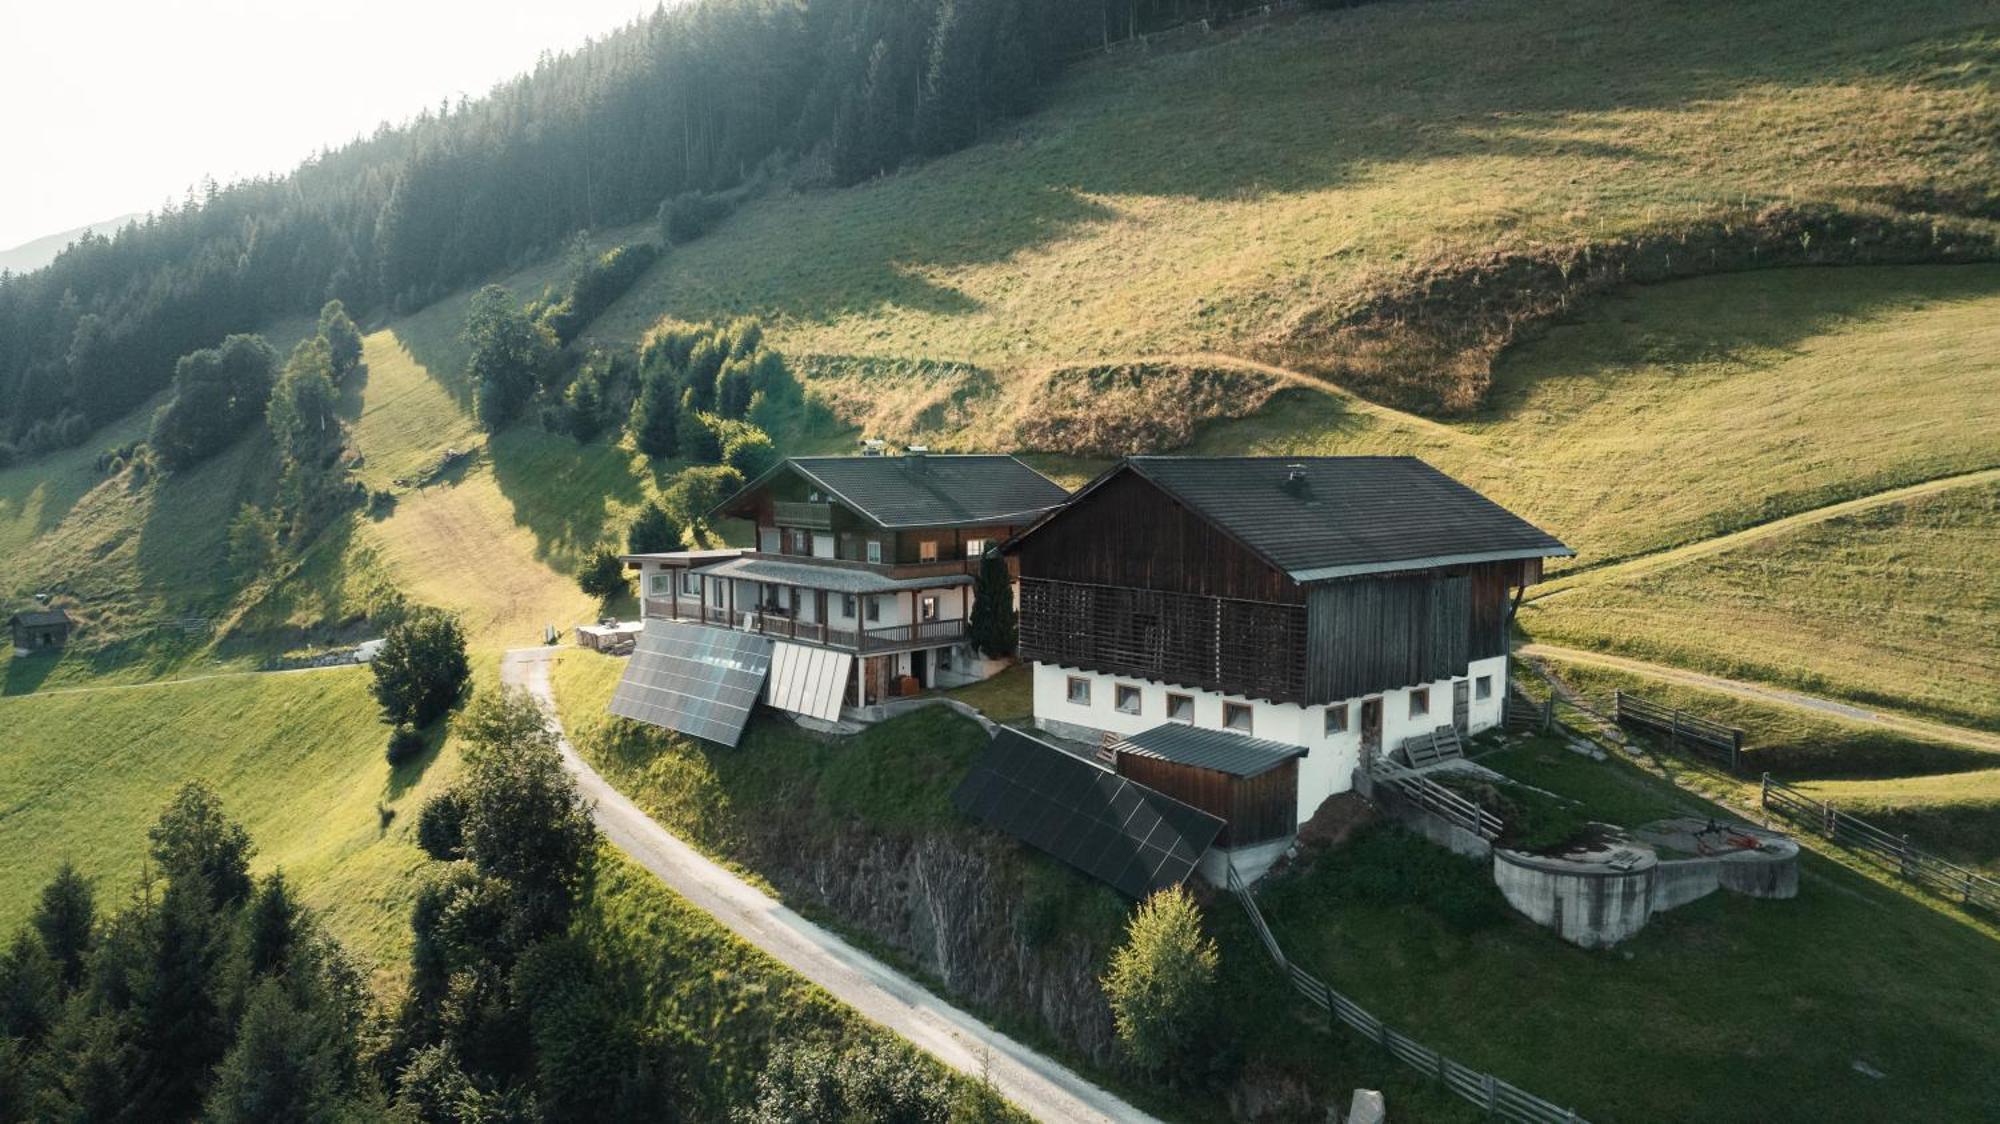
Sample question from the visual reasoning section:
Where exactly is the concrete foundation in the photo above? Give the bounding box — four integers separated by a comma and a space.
1199, 835, 1292, 887
1494, 819, 1799, 948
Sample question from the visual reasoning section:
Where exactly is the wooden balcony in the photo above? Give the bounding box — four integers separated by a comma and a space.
773, 501, 834, 530
642, 596, 966, 653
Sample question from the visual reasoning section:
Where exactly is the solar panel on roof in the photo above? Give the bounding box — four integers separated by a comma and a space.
952, 728, 1224, 899
608, 621, 774, 747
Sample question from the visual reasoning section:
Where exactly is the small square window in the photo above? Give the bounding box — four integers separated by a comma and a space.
1325, 703, 1349, 735
919, 540, 939, 562
964, 538, 987, 559
1115, 685, 1142, 715
865, 540, 883, 564
865, 596, 881, 623
681, 571, 699, 595
1409, 688, 1430, 719
1223, 702, 1253, 733
1166, 693, 1194, 723
1066, 677, 1091, 705
648, 573, 671, 595
1475, 675, 1493, 701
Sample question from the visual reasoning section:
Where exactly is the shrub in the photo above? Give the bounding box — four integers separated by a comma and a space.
967, 550, 1016, 658
542, 243, 661, 346
1101, 885, 1218, 1075
658, 190, 734, 245
741, 1037, 954, 1124
627, 502, 682, 554
386, 722, 428, 766
416, 789, 469, 861
576, 547, 628, 600
369, 607, 471, 728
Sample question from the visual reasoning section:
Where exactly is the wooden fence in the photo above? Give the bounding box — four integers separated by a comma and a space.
1614, 689, 1742, 772
1371, 763, 1503, 841
1760, 775, 1998, 913
1225, 865, 1586, 1123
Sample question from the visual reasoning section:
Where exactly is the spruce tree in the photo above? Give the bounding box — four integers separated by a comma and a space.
967, 549, 1017, 658
627, 502, 682, 554
31, 862, 95, 990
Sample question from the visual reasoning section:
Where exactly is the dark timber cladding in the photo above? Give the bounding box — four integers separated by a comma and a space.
1009, 457, 1568, 706
1115, 754, 1298, 849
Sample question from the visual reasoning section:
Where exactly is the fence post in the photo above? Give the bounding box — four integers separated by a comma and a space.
1823, 802, 1837, 840
1613, 688, 1622, 722
1670, 710, 1683, 749
1900, 835, 1915, 881
1541, 696, 1554, 733
1730, 729, 1742, 774
1759, 772, 1770, 809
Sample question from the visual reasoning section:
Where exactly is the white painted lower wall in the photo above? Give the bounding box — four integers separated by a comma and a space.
1032, 653, 1511, 825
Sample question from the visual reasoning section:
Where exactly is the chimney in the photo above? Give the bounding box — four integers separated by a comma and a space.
905, 445, 929, 472
1281, 463, 1310, 499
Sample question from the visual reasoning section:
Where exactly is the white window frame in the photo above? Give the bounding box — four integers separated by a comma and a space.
1066, 676, 1091, 705
920, 595, 939, 622
964, 538, 988, 559
865, 540, 883, 564
1114, 684, 1142, 715
648, 572, 671, 595
680, 570, 700, 595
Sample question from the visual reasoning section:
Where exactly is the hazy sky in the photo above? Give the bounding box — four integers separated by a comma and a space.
0, 0, 665, 250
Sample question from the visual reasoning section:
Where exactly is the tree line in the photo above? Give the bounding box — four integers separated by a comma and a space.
0, 0, 1284, 458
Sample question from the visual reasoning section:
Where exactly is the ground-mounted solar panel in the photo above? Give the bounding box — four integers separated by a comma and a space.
765, 641, 853, 722
608, 620, 774, 747
952, 728, 1224, 898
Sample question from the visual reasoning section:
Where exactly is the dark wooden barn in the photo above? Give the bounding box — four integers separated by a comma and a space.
9, 608, 72, 655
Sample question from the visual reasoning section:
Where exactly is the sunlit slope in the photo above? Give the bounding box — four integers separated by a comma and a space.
600, 0, 1999, 375
1188, 265, 2000, 567
0, 669, 457, 975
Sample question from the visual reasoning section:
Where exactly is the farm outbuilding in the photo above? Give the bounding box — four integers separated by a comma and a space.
9, 608, 72, 655
1110, 723, 1306, 881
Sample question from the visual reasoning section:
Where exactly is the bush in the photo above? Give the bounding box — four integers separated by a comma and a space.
658, 190, 734, 246
416, 789, 468, 861
151, 334, 279, 470
1101, 885, 1218, 1075
741, 1037, 954, 1124
577, 547, 628, 600
627, 502, 682, 554
542, 243, 661, 346
386, 722, 428, 765
369, 607, 471, 728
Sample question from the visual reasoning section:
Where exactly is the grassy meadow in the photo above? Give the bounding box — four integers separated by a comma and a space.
0, 668, 455, 976
599, 0, 1999, 387
1521, 478, 2000, 734
1261, 748, 2000, 1122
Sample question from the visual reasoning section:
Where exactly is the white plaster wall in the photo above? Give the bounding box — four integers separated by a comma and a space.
1466, 654, 1507, 734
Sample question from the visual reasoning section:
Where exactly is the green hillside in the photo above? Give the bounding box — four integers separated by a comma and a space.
599, 0, 1999, 411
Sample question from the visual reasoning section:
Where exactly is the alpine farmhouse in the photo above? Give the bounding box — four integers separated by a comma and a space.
612, 450, 1067, 742
1005, 456, 1571, 877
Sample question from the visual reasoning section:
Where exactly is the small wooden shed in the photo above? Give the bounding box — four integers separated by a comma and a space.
9, 608, 73, 655
1110, 723, 1305, 849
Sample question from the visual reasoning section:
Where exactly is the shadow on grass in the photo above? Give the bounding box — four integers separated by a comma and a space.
486, 426, 647, 570
2, 650, 61, 696
384, 719, 447, 803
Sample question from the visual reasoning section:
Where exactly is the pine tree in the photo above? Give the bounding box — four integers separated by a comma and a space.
967, 549, 1017, 658
244, 872, 305, 979
204, 980, 348, 1124
30, 862, 95, 991
629, 366, 680, 459
130, 882, 230, 1120
148, 782, 257, 909
0, 928, 62, 1043
627, 502, 683, 554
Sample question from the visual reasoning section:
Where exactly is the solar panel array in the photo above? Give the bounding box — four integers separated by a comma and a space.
954, 728, 1224, 899
609, 621, 774, 747
766, 641, 853, 722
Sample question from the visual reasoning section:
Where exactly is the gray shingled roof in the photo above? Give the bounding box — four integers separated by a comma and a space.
9, 609, 70, 628
1111, 723, 1306, 778
704, 556, 972, 594
1121, 456, 1571, 582
735, 455, 1069, 529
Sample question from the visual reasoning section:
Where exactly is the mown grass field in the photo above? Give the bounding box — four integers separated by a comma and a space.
601, 0, 1998, 382
1521, 478, 2000, 734
0, 668, 455, 976
1262, 747, 2000, 1123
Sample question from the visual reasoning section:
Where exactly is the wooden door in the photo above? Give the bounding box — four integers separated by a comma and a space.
1453, 680, 1470, 733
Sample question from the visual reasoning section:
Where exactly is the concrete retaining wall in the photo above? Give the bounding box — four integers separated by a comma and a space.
1493, 848, 1657, 949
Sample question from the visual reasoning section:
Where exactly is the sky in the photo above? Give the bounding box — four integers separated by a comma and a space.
0, 0, 665, 251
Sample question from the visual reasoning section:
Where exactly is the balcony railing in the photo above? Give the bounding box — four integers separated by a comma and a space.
773, 501, 834, 530
643, 596, 965, 653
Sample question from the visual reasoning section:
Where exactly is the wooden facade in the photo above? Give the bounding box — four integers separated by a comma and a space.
1115, 754, 1298, 849
1013, 469, 1535, 707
